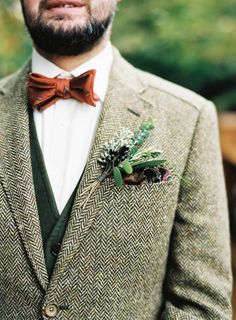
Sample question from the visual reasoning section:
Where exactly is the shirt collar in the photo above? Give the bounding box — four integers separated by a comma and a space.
31, 42, 113, 102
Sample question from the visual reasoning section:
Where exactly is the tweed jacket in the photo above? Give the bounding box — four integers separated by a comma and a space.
0, 48, 232, 320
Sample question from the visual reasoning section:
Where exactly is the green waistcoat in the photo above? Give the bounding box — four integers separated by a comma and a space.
29, 109, 80, 280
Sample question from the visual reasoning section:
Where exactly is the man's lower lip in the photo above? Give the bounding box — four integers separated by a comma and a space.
47, 6, 85, 14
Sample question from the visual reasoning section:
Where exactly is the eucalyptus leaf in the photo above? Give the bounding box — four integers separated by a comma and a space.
113, 167, 123, 188
121, 160, 133, 174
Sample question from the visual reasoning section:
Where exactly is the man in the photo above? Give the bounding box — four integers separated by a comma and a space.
0, 0, 232, 319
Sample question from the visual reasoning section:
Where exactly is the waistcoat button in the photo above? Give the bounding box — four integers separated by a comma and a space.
44, 303, 59, 317
51, 242, 61, 257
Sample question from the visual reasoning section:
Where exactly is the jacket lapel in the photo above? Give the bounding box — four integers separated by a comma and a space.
50, 48, 153, 283
0, 47, 153, 289
0, 61, 49, 291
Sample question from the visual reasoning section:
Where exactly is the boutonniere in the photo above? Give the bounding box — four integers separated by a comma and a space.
80, 117, 180, 209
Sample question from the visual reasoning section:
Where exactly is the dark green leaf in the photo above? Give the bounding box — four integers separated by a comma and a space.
113, 167, 123, 188
122, 160, 133, 174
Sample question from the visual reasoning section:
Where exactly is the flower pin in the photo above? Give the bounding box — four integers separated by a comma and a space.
79, 117, 178, 210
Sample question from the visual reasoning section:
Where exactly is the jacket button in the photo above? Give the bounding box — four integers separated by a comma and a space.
44, 303, 59, 317
51, 242, 61, 257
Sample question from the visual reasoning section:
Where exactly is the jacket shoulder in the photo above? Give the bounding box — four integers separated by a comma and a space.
0, 72, 18, 95
133, 67, 213, 113
0, 73, 18, 116
0, 58, 31, 98
0, 62, 30, 116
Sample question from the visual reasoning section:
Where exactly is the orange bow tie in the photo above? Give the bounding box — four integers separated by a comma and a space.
28, 69, 99, 111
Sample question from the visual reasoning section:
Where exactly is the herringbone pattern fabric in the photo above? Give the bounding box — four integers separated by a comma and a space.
0, 48, 232, 319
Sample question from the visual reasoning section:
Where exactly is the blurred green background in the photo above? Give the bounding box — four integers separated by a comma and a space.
1, 0, 236, 111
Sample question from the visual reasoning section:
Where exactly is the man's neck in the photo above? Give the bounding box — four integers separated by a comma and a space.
34, 34, 110, 72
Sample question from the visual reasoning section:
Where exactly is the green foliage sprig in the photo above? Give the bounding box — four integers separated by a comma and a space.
97, 117, 167, 187
80, 117, 173, 210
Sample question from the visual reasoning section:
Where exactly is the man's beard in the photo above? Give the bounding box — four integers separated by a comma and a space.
22, 8, 114, 56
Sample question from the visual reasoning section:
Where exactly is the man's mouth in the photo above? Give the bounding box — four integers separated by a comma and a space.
46, 0, 85, 10
53, 4, 76, 8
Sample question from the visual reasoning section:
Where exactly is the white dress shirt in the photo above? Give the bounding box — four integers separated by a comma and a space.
31, 42, 113, 214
